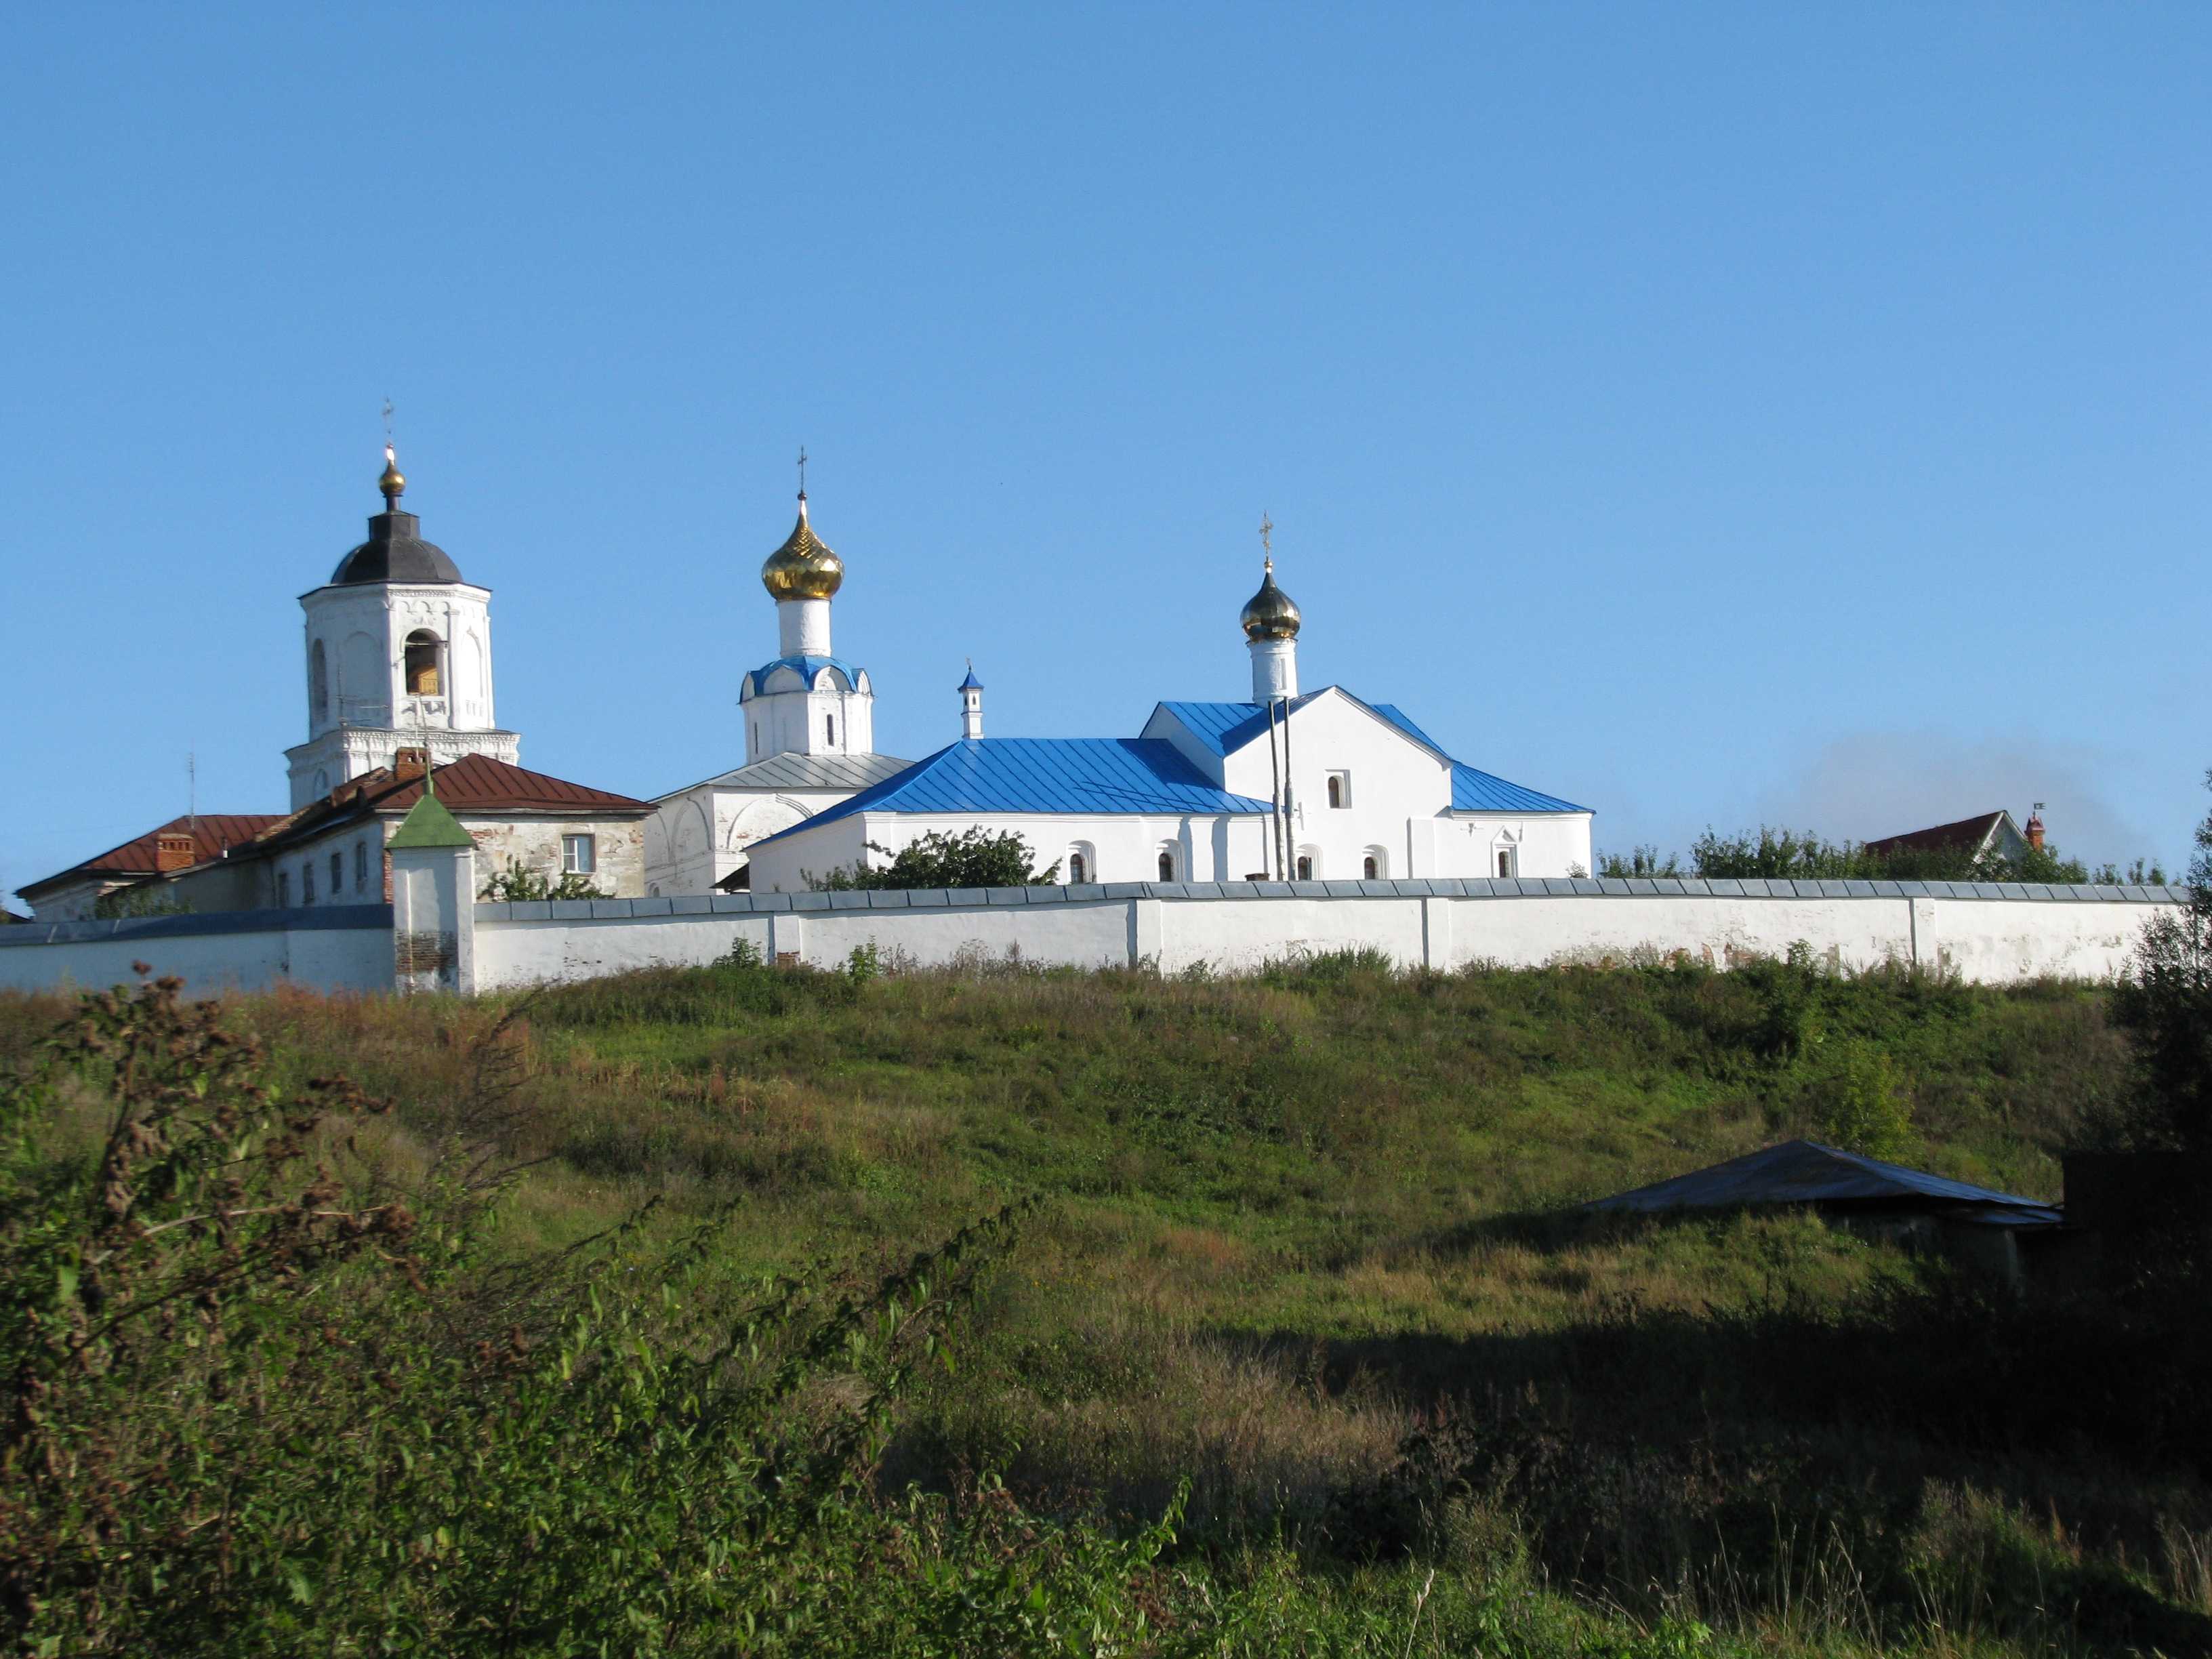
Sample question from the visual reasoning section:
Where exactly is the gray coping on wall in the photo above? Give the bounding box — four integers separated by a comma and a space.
0, 903, 393, 948
441, 879, 2194, 928
6, 880, 2191, 949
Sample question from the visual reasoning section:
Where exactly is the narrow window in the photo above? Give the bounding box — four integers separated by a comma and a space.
277, 870, 290, 907
1326, 775, 1343, 808
1069, 852, 1087, 884
302, 863, 316, 905
1363, 855, 1378, 880
1496, 848, 1517, 878
330, 852, 344, 895
354, 839, 369, 892
1296, 855, 1314, 881
1158, 851, 1175, 882
310, 640, 329, 724
826, 714, 836, 745
403, 630, 441, 695
563, 833, 597, 876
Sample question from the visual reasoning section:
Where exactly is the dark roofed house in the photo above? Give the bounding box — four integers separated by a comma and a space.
16, 815, 287, 922
1587, 1139, 2064, 1288
1863, 810, 2032, 867
26, 753, 653, 920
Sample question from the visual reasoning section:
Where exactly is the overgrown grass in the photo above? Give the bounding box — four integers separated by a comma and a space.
1, 950, 2201, 1656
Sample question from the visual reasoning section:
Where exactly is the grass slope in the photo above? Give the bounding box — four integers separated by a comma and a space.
3, 949, 2205, 1656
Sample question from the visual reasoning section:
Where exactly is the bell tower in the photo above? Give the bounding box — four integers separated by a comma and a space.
283, 445, 520, 808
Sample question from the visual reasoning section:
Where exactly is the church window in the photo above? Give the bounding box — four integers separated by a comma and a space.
354, 839, 369, 892
310, 640, 329, 724
302, 863, 315, 905
825, 714, 836, 746
1068, 852, 1087, 884
1496, 846, 1517, 878
1157, 849, 1176, 882
330, 852, 344, 896
563, 834, 597, 876
1326, 771, 1351, 808
403, 630, 441, 695
1364, 846, 1389, 880
276, 870, 290, 907
1363, 855, 1378, 880
1295, 851, 1316, 881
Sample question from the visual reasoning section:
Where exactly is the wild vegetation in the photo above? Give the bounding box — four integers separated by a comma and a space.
805, 825, 1061, 891
1599, 824, 2165, 886
2, 938, 2208, 1654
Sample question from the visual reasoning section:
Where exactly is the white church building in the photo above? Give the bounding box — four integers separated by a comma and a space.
670, 494, 1595, 894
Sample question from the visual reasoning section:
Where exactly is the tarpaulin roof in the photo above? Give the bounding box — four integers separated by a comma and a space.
1586, 1140, 2062, 1226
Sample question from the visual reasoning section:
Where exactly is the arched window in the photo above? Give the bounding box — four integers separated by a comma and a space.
1363, 855, 1378, 880
1295, 853, 1315, 881
1158, 850, 1176, 881
1068, 852, 1087, 884
1066, 842, 1097, 886
1496, 845, 1518, 878
403, 630, 441, 695
826, 714, 836, 746
310, 640, 329, 724
1326, 776, 1341, 808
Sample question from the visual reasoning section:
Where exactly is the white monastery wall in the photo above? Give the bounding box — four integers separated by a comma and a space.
0, 910, 393, 999
2, 882, 2182, 1001
468, 817, 646, 899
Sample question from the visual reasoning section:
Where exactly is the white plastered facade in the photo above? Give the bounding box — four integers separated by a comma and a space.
285, 579, 518, 808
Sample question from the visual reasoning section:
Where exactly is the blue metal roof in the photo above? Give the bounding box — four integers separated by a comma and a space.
751, 738, 1275, 849
958, 665, 983, 691
1369, 703, 1448, 753
1452, 763, 1587, 815
741, 655, 866, 697
1586, 1140, 2062, 1225
1153, 691, 1586, 815
1153, 695, 1324, 758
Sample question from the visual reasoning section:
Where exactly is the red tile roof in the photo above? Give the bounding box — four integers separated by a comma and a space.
20, 814, 286, 895
251, 755, 651, 857
1862, 811, 2009, 859
368, 754, 651, 815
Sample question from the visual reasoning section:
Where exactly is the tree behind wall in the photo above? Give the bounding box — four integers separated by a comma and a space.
806, 827, 1061, 891
2111, 771, 2212, 1153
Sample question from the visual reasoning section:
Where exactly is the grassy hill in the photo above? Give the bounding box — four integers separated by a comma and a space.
3, 949, 2207, 1656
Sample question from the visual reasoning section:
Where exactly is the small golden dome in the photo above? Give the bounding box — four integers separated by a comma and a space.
1240, 557, 1300, 641
379, 444, 406, 508
760, 494, 844, 601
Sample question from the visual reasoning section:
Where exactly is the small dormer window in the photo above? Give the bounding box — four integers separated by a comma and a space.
404, 630, 441, 695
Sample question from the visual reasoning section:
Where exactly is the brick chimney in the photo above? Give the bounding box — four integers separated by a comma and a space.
394, 747, 430, 784
155, 832, 197, 872
2026, 803, 2045, 851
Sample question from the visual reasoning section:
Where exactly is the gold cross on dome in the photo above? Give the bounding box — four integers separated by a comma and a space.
1259, 512, 1274, 571
796, 445, 808, 495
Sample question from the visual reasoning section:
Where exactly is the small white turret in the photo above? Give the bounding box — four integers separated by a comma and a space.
958, 662, 985, 740
1240, 539, 1302, 704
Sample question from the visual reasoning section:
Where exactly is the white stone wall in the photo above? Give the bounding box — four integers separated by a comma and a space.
0, 915, 393, 998
471, 882, 2181, 990
4, 882, 2183, 1000
466, 817, 647, 899
644, 784, 867, 896
743, 811, 1280, 894
287, 580, 514, 808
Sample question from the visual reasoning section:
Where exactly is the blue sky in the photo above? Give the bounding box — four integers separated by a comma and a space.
5, 5, 2209, 903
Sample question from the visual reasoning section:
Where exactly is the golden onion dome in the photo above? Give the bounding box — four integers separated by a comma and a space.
378, 443, 406, 507
760, 494, 844, 601
1240, 557, 1301, 641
